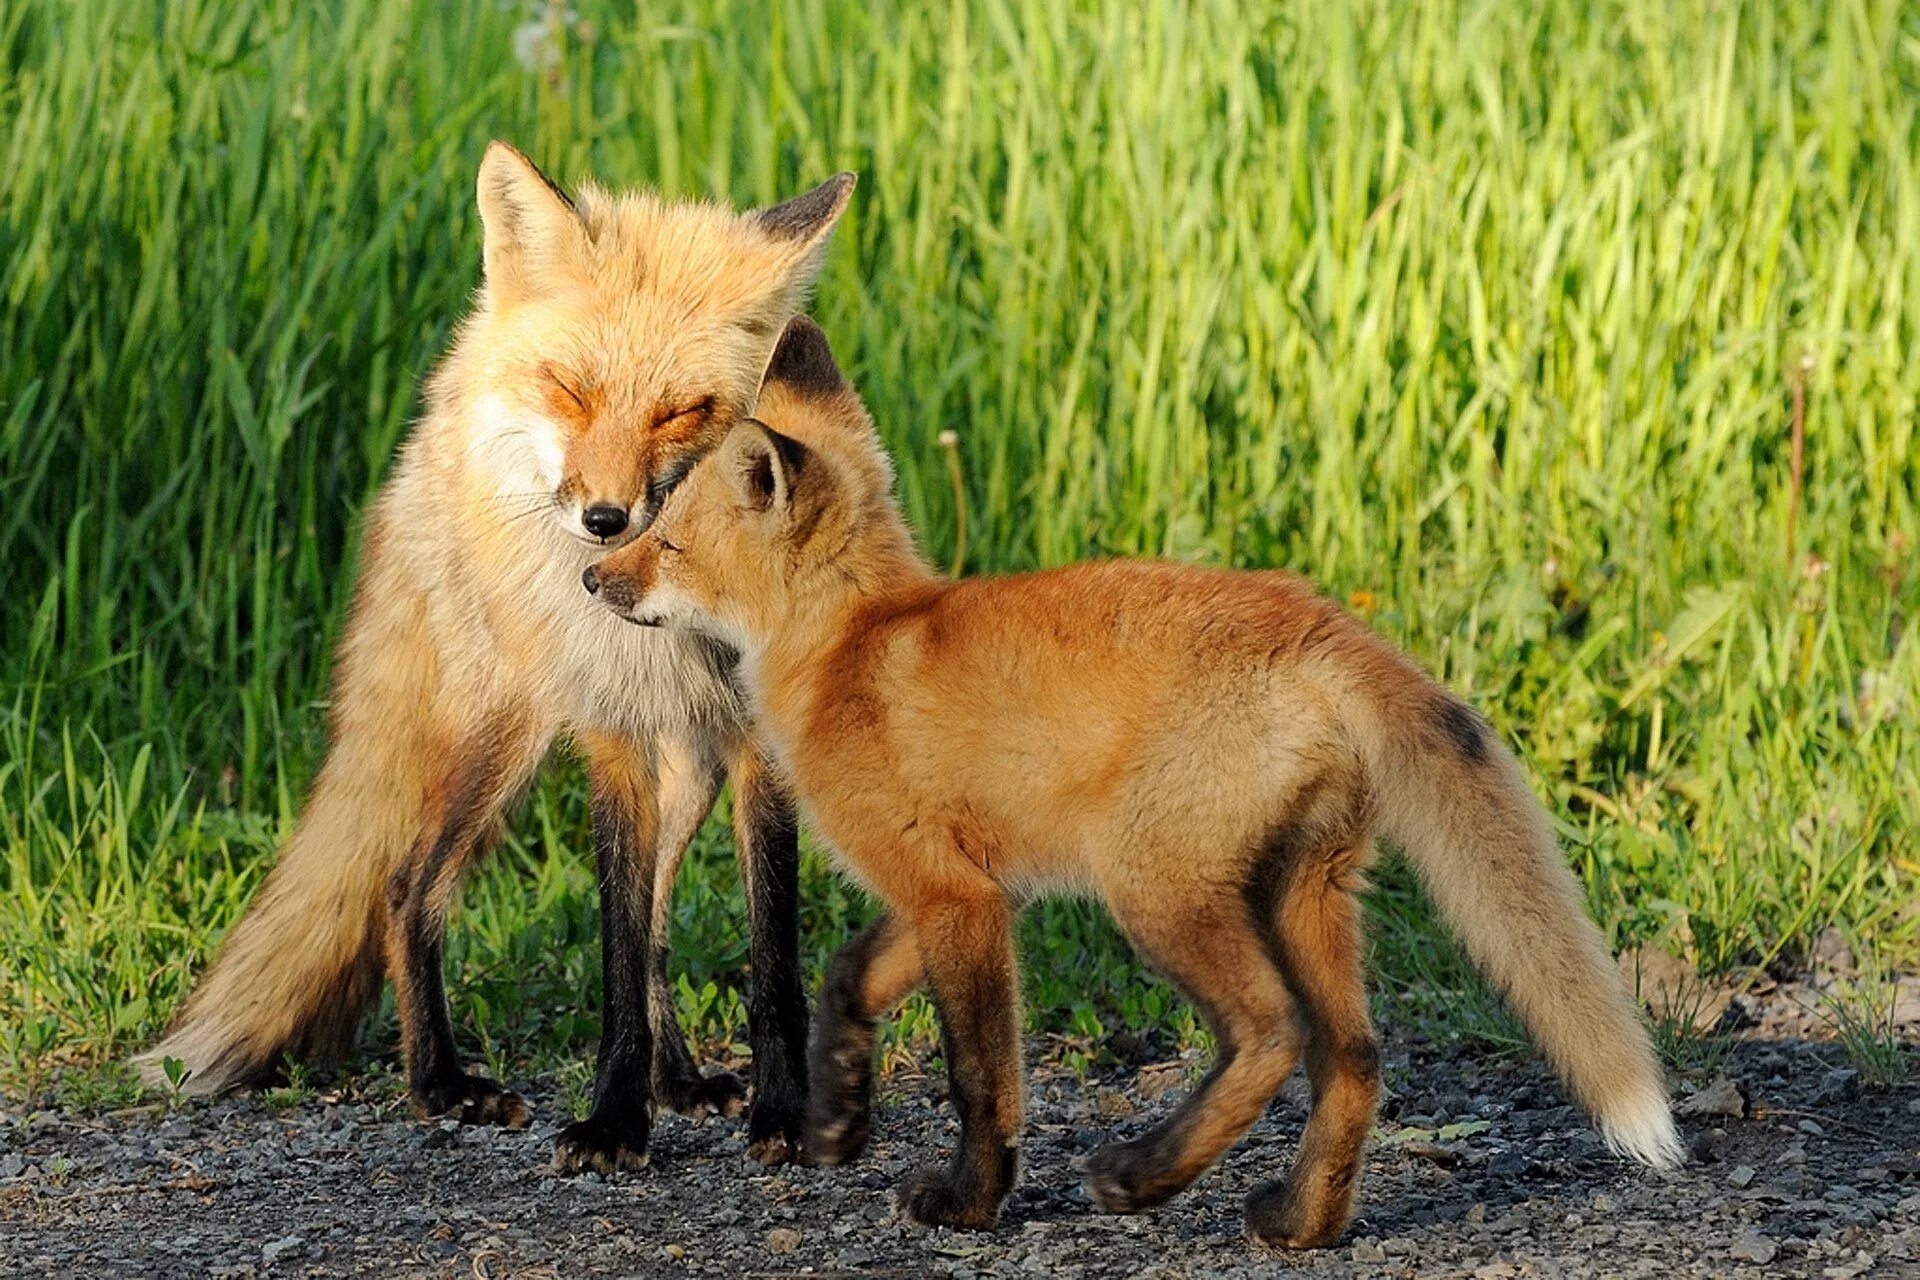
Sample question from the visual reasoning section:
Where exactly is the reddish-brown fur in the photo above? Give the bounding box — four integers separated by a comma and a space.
592, 322, 1681, 1244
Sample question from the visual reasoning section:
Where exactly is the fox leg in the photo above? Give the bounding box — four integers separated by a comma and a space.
384, 707, 544, 1126
806, 911, 924, 1166
897, 895, 1022, 1230
1245, 853, 1380, 1249
638, 730, 746, 1118
728, 740, 811, 1164
1084, 890, 1306, 1214
552, 731, 669, 1173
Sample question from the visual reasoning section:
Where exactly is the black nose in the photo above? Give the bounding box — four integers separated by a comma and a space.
582, 505, 629, 538
581, 565, 600, 594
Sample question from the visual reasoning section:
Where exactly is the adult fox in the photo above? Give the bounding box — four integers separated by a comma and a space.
135, 143, 855, 1172
585, 319, 1683, 1245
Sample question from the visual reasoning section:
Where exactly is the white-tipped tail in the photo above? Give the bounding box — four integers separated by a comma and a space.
1600, 1092, 1686, 1170
1359, 676, 1682, 1170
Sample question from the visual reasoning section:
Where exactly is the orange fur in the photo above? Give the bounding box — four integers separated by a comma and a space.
592, 321, 1681, 1244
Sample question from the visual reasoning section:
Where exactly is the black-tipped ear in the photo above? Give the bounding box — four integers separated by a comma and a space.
723, 421, 810, 515
476, 141, 587, 303
761, 315, 846, 398
755, 173, 856, 242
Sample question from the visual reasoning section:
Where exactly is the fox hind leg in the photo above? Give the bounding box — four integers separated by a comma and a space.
897, 896, 1022, 1230
1084, 889, 1306, 1214
1245, 850, 1380, 1250
384, 707, 544, 1127
806, 911, 924, 1166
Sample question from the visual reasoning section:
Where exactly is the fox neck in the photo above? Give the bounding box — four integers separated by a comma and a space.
746, 518, 939, 737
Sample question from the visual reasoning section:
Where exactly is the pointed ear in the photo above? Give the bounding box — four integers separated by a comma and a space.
751, 172, 856, 290
476, 141, 587, 304
758, 315, 846, 399
721, 420, 811, 516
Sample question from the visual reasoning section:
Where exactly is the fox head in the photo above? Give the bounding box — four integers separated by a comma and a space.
444, 142, 855, 545
584, 315, 917, 646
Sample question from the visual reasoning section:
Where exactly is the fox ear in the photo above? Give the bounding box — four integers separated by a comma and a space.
759, 315, 846, 399
751, 172, 855, 294
723, 421, 811, 517
477, 141, 587, 304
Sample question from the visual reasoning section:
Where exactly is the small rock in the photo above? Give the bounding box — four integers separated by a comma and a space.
1095, 1091, 1136, 1118
1136, 1063, 1186, 1101
0, 1155, 25, 1179
662, 1243, 686, 1260
766, 1227, 800, 1255
1401, 1140, 1458, 1167
1798, 1118, 1826, 1137
1465, 1202, 1487, 1225
1488, 1151, 1528, 1177
1675, 1074, 1746, 1119
1351, 1239, 1387, 1263
1730, 1228, 1778, 1265
261, 1237, 305, 1266
1729, 1164, 1756, 1188
1816, 1068, 1861, 1104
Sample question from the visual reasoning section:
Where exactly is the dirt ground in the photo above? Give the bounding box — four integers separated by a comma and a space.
3, 1001, 1915, 1280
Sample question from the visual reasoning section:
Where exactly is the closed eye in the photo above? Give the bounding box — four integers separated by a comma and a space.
648, 454, 698, 507
543, 366, 588, 410
656, 397, 715, 428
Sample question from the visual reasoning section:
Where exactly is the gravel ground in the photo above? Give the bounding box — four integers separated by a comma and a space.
4, 1036, 1915, 1280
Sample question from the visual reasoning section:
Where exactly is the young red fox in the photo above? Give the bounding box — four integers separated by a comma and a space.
586, 320, 1684, 1245
135, 145, 855, 1172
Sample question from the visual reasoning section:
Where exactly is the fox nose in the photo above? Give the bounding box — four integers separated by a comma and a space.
582, 504, 629, 539
581, 565, 600, 595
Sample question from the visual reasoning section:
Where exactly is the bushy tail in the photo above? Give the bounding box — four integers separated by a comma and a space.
132, 747, 413, 1094
134, 550, 434, 1096
1360, 677, 1683, 1169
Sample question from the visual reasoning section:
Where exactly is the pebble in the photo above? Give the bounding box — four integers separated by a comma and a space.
261, 1236, 305, 1266
1729, 1228, 1778, 1264
766, 1227, 800, 1254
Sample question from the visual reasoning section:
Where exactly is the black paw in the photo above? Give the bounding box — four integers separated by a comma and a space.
655, 1067, 748, 1119
896, 1165, 1001, 1230
412, 1073, 529, 1128
1243, 1172, 1354, 1250
552, 1114, 652, 1175
745, 1096, 807, 1166
1083, 1137, 1180, 1213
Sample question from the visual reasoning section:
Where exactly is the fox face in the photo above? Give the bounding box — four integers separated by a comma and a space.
451, 144, 855, 546
586, 315, 899, 641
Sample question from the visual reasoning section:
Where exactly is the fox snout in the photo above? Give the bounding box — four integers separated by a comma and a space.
562, 435, 708, 545
582, 544, 662, 624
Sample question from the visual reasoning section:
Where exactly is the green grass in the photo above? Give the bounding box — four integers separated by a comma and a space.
3, 0, 1918, 1096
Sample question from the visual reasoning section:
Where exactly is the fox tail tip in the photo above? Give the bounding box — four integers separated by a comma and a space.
1599, 1092, 1686, 1170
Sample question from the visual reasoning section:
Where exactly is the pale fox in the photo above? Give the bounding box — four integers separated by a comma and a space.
585, 319, 1682, 1244
137, 144, 854, 1171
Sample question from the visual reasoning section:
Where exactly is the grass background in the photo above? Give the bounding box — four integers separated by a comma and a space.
2, 0, 1917, 1099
